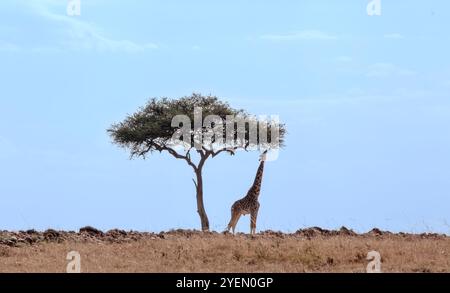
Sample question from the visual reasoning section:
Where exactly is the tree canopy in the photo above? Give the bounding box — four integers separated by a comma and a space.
108, 93, 286, 161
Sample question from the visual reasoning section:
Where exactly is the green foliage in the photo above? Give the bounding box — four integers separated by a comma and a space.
108, 93, 286, 159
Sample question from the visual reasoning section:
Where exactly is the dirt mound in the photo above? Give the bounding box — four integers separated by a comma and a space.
260, 230, 285, 238
0, 227, 447, 247
294, 226, 358, 238
43, 229, 64, 242
419, 232, 447, 239
80, 226, 104, 236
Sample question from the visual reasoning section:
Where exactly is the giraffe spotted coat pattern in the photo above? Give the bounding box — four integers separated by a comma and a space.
226, 151, 268, 235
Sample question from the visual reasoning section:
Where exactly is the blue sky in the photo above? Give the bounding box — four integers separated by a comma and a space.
1, 0, 449, 234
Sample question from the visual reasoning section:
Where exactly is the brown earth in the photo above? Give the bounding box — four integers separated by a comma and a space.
1, 227, 449, 273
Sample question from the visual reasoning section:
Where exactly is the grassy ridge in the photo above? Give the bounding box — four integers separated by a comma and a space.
1, 227, 449, 272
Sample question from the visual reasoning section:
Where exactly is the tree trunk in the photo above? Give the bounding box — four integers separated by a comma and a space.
195, 169, 210, 231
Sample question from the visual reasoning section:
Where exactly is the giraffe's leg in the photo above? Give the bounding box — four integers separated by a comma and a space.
250, 210, 259, 235
231, 213, 242, 234
227, 209, 240, 234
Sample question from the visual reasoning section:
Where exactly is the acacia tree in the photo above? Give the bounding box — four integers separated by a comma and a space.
108, 93, 285, 231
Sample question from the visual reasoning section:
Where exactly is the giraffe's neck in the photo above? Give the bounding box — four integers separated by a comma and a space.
247, 160, 265, 200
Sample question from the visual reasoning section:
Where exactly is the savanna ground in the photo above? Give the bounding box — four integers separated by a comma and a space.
1, 227, 449, 273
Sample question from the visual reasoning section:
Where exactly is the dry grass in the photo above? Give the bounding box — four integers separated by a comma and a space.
1, 230, 449, 273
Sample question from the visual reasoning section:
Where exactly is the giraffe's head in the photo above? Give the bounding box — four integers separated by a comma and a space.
259, 150, 268, 162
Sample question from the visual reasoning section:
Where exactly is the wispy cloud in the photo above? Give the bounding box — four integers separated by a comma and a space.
16, 1, 159, 53
260, 30, 338, 41
384, 33, 405, 39
366, 63, 417, 78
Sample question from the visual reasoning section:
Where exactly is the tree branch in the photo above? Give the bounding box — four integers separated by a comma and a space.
211, 147, 239, 158
165, 146, 198, 171
197, 149, 212, 170
138, 140, 199, 171
134, 144, 153, 159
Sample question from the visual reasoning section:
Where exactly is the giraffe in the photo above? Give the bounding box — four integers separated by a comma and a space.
226, 151, 268, 235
